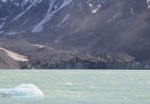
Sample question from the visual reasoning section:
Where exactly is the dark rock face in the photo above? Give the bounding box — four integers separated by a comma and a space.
0, 0, 150, 68
0, 38, 149, 69
30, 57, 150, 69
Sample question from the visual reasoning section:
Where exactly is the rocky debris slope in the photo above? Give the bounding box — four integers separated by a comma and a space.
0, 38, 149, 69
0, 47, 29, 69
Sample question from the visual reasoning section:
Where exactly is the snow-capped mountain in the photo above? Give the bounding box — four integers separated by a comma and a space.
0, 0, 102, 34
0, 0, 150, 63
0, 0, 148, 34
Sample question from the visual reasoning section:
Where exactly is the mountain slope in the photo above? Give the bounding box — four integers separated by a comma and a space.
0, 47, 28, 69
0, 0, 150, 64
0, 38, 149, 69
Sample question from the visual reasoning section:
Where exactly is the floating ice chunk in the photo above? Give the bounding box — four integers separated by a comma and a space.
0, 84, 44, 98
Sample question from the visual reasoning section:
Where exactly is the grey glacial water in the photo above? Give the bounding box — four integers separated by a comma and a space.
0, 70, 150, 104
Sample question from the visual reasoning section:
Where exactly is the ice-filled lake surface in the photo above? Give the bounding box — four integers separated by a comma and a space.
0, 70, 150, 104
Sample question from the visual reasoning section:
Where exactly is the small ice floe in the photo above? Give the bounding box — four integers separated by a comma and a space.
0, 84, 44, 98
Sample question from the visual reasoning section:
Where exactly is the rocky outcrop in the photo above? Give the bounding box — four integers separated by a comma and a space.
30, 57, 149, 69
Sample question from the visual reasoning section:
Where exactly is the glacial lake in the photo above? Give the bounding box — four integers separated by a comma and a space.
0, 70, 150, 104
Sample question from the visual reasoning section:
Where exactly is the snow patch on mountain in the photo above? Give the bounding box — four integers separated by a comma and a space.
147, 0, 150, 9
107, 13, 120, 23
12, 0, 42, 22
34, 44, 45, 48
0, 31, 3, 33
32, 0, 72, 33
89, 3, 101, 14
0, 18, 6, 29
92, 4, 101, 13
0, 23, 4, 30
56, 14, 70, 27
31, 0, 55, 33
131, 8, 136, 15
0, 0, 6, 2
5, 30, 17, 35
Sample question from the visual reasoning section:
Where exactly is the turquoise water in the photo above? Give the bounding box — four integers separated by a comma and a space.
0, 70, 150, 104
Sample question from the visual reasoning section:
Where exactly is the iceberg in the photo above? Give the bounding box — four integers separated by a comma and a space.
0, 84, 44, 98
